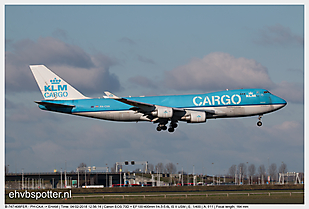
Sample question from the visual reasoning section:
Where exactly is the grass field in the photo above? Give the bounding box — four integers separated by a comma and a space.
5, 185, 304, 204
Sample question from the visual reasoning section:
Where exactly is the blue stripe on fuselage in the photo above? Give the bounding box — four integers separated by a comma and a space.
37, 89, 286, 113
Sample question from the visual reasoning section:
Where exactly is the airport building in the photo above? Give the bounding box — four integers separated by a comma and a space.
5, 172, 123, 189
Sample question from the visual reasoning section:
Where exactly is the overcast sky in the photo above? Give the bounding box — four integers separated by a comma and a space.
4, 5, 304, 176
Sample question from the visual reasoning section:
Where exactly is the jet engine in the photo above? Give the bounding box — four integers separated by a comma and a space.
183, 111, 206, 123
152, 106, 173, 118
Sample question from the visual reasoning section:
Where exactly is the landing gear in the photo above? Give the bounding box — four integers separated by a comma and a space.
168, 122, 177, 133
156, 121, 178, 132
156, 123, 167, 131
257, 115, 263, 127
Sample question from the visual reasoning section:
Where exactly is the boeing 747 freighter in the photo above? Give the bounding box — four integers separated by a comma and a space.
30, 65, 287, 132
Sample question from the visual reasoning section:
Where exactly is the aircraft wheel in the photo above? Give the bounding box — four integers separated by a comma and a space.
156, 126, 162, 131
257, 121, 262, 127
171, 123, 178, 128
168, 127, 175, 132
162, 126, 167, 130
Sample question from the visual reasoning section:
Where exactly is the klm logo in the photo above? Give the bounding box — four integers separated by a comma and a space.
246, 92, 256, 98
50, 78, 61, 84
44, 78, 68, 98
44, 78, 67, 91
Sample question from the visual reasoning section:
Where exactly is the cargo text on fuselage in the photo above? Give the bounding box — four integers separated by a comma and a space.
193, 94, 241, 106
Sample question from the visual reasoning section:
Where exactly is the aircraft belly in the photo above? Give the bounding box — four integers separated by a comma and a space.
209, 105, 277, 118
73, 111, 146, 121
242, 105, 275, 115
226, 106, 245, 116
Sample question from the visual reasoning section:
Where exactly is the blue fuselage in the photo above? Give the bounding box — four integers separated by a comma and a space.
38, 88, 287, 122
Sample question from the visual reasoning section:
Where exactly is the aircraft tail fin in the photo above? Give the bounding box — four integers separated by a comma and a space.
30, 65, 88, 100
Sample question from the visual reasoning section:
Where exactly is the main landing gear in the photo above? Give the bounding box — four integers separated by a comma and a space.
157, 122, 178, 133
257, 115, 263, 127
156, 124, 167, 131
168, 123, 178, 133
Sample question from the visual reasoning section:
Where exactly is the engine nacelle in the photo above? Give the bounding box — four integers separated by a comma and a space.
184, 111, 206, 123
152, 106, 173, 118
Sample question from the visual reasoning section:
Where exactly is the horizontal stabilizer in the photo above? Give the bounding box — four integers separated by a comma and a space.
35, 101, 75, 108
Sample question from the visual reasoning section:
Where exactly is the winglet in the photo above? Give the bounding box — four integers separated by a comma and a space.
104, 91, 121, 99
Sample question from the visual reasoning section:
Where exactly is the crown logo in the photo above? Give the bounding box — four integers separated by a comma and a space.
50, 78, 61, 84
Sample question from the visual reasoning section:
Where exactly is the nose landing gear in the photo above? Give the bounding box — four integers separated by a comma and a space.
257, 115, 263, 127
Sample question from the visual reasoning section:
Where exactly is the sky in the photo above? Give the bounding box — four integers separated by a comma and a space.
4, 4, 304, 177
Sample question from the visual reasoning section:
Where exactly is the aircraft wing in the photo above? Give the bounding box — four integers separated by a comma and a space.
103, 91, 226, 117
104, 91, 185, 113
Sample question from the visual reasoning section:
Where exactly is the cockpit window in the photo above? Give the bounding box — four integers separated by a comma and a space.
264, 91, 270, 94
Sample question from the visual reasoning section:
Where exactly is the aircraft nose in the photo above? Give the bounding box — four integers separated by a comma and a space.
275, 96, 287, 109
280, 96, 287, 106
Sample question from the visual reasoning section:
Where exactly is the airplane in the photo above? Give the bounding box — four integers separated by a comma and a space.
30, 65, 287, 133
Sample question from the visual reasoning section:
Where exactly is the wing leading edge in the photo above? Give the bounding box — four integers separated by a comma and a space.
104, 91, 156, 112
104, 91, 189, 113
